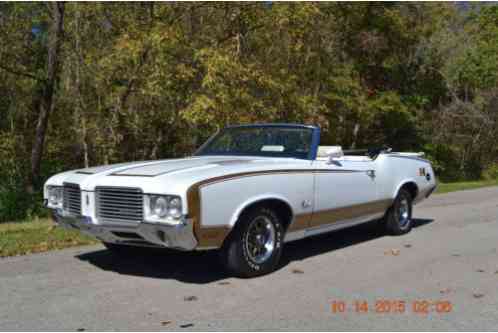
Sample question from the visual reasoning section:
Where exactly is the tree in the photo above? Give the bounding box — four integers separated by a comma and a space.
29, 2, 65, 192
0, 3, 497, 221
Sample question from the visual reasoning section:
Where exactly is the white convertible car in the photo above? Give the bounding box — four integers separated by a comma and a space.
45, 124, 436, 277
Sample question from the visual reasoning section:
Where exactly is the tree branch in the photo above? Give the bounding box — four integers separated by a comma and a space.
0, 63, 43, 82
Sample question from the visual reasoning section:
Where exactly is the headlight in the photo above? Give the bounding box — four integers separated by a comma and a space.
168, 197, 182, 219
145, 195, 183, 223
151, 196, 169, 218
47, 186, 63, 209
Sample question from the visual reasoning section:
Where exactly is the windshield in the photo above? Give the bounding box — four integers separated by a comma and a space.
196, 126, 314, 159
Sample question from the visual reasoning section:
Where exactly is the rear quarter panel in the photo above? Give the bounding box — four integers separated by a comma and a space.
375, 154, 436, 203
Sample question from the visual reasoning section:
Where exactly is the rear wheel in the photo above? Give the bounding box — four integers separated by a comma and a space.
221, 206, 284, 278
383, 189, 413, 235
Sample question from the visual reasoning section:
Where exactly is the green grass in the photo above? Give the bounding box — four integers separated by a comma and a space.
0, 218, 98, 258
436, 179, 498, 194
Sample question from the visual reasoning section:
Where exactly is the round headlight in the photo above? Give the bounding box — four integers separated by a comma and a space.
152, 196, 169, 217
168, 197, 182, 218
49, 187, 62, 205
49, 193, 58, 204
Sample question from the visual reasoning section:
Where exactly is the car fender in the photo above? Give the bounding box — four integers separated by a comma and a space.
228, 193, 295, 228
392, 178, 419, 199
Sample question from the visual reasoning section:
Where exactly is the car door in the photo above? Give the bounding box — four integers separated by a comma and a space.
310, 157, 379, 228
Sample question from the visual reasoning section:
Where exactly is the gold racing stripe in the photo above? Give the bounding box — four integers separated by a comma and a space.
187, 170, 318, 248
287, 213, 313, 232
186, 169, 384, 248
308, 199, 392, 228
287, 199, 392, 232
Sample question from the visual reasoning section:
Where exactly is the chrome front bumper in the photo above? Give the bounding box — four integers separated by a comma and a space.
52, 210, 198, 251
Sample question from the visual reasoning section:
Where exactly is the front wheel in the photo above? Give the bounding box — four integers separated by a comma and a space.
383, 189, 413, 235
221, 206, 284, 278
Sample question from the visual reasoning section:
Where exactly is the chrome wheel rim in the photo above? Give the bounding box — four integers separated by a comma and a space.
398, 197, 410, 228
245, 216, 276, 264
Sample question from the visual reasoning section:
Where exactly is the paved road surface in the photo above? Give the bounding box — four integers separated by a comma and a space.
1, 187, 498, 331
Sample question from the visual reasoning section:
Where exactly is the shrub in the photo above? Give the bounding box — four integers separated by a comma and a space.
483, 163, 498, 180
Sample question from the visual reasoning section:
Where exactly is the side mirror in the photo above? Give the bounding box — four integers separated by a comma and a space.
317, 146, 344, 163
327, 155, 342, 164
325, 147, 343, 164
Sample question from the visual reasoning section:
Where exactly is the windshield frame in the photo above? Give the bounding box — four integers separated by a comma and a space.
194, 124, 321, 160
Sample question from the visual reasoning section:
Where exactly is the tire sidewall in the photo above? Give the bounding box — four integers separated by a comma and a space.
227, 206, 284, 277
387, 189, 413, 235
396, 190, 413, 232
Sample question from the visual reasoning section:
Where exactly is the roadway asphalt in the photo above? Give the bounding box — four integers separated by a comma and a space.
1, 186, 498, 331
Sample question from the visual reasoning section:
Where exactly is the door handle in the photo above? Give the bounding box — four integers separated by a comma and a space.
366, 170, 376, 178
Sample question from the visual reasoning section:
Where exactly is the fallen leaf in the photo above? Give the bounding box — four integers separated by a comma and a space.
218, 281, 230, 285
384, 249, 400, 256
183, 296, 198, 301
161, 321, 172, 326
440, 288, 452, 294
476, 269, 485, 273
180, 323, 194, 328
473, 293, 485, 299
291, 268, 304, 274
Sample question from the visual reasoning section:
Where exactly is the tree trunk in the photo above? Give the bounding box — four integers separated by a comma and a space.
28, 2, 65, 193
351, 123, 360, 149
75, 4, 89, 168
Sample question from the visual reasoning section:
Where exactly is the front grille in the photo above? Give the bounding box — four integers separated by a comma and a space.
63, 183, 82, 216
96, 187, 143, 225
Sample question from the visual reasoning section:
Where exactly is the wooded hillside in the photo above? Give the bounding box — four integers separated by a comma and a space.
1, 3, 497, 221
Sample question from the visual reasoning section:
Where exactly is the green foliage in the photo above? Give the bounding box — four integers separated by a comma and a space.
0, 134, 28, 221
483, 163, 498, 181
423, 143, 461, 182
1, 3, 498, 221
0, 133, 50, 222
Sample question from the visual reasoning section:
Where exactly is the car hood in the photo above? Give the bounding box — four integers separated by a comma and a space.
76, 157, 247, 177
45, 155, 312, 195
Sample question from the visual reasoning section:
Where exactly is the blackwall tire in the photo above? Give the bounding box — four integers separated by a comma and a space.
222, 206, 284, 278
384, 189, 413, 235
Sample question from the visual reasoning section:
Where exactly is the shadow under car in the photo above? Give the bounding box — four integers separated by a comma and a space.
76, 218, 434, 283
